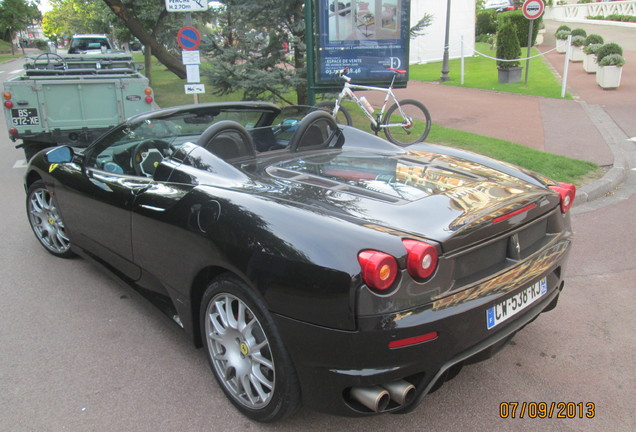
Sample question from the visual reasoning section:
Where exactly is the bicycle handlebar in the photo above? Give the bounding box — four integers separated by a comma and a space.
337, 67, 406, 81
337, 67, 351, 82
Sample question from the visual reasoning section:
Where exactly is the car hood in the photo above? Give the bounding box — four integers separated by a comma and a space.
252, 147, 558, 252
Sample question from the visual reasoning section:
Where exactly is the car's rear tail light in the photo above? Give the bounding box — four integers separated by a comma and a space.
145, 96, 153, 103
144, 88, 152, 95
402, 239, 438, 280
3, 92, 11, 100
4, 101, 13, 108
9, 128, 18, 136
549, 182, 576, 213
358, 250, 398, 292
388, 331, 438, 349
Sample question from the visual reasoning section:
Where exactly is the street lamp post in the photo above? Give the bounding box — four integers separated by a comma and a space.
440, 0, 451, 82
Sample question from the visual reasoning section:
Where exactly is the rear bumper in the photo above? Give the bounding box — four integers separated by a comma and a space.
273, 238, 570, 417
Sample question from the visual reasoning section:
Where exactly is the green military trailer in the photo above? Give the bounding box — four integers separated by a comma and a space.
3, 53, 154, 160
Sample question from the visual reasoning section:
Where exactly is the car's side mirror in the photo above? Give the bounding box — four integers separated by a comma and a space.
45, 146, 74, 164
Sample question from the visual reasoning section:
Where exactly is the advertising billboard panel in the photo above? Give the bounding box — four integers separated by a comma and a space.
314, 0, 410, 89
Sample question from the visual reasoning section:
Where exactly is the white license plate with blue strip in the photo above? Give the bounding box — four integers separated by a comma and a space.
486, 278, 547, 330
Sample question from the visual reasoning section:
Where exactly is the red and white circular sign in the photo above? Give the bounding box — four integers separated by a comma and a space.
522, 0, 544, 20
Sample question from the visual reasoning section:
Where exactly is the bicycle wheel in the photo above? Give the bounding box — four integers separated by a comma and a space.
313, 101, 352, 126
383, 99, 431, 146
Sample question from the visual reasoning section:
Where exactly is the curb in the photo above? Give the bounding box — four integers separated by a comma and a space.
575, 102, 632, 206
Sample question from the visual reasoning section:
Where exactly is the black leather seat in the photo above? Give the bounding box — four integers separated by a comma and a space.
288, 110, 341, 152
196, 121, 255, 161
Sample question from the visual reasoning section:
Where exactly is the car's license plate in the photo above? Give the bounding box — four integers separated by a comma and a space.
11, 108, 40, 127
486, 278, 547, 330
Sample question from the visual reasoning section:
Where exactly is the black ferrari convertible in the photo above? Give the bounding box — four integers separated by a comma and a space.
24, 102, 575, 422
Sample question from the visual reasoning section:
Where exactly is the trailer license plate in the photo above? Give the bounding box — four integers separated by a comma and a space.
11, 108, 40, 126
486, 278, 547, 330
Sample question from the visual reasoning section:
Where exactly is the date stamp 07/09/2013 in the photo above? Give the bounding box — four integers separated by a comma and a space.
499, 402, 596, 419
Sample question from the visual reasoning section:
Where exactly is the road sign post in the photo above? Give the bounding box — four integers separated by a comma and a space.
176, 25, 203, 103
522, 0, 545, 85
166, 2, 208, 104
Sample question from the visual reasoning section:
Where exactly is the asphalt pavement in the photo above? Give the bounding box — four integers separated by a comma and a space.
1, 21, 635, 432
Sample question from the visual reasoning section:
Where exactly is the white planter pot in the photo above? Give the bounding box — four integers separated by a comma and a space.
556, 38, 568, 53
570, 45, 584, 62
536, 33, 544, 45
596, 65, 622, 89
583, 54, 598, 74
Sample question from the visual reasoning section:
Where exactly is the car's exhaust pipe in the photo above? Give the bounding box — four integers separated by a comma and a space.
350, 386, 391, 412
382, 380, 416, 405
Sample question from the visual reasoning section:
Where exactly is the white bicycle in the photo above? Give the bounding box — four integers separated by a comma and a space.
315, 67, 431, 146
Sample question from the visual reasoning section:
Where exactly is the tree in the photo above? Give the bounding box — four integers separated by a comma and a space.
101, 0, 187, 79
201, 0, 307, 105
0, 0, 41, 54
496, 21, 521, 69
410, 13, 434, 39
42, 0, 111, 42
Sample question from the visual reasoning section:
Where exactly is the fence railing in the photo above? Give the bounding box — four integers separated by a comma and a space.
546, 1, 636, 20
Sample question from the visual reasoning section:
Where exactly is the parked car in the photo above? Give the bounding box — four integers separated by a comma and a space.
24, 102, 575, 422
67, 34, 115, 54
483, 0, 521, 12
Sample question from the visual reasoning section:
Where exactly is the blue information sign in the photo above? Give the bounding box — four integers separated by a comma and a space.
315, 0, 410, 87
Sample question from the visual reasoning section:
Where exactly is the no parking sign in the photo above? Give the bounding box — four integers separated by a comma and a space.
176, 26, 201, 51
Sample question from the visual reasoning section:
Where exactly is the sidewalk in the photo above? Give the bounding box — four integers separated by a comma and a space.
383, 21, 636, 205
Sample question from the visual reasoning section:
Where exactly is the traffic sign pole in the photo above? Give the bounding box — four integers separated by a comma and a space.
522, 0, 545, 85
185, 13, 197, 103
525, 20, 534, 85
166, 2, 209, 104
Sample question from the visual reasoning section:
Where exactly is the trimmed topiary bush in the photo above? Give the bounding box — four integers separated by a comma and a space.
584, 43, 602, 55
556, 25, 571, 33
596, 43, 623, 65
583, 34, 604, 46
571, 36, 586, 47
496, 22, 521, 69
570, 28, 587, 38
497, 10, 542, 47
476, 9, 498, 36
556, 30, 571, 40
599, 54, 625, 67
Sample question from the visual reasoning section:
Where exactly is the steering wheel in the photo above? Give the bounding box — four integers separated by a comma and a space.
33, 53, 66, 70
132, 139, 171, 177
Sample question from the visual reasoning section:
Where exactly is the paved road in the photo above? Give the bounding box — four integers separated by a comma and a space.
0, 49, 634, 432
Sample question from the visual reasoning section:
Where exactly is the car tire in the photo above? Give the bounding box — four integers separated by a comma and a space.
200, 275, 301, 422
26, 180, 75, 258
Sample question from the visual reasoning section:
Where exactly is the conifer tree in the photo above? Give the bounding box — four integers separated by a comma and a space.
201, 0, 306, 105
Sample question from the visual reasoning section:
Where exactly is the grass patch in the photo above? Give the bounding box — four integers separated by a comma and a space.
0, 40, 22, 62
0, 54, 22, 62
134, 52, 293, 107
137, 53, 598, 184
410, 43, 571, 99
427, 124, 599, 184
